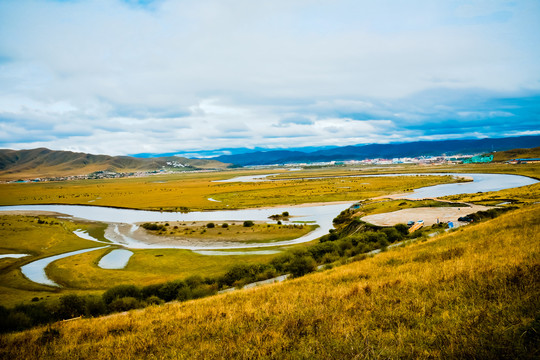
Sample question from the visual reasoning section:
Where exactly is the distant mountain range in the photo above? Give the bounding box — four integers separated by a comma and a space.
211, 136, 540, 166
2, 135, 539, 180
0, 148, 229, 180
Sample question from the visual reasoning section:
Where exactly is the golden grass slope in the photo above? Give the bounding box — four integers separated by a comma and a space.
1, 204, 538, 359
492, 146, 540, 161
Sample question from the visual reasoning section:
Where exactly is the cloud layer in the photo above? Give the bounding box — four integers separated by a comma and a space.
0, 0, 539, 156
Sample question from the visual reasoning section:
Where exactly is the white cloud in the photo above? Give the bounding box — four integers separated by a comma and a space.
0, 0, 539, 155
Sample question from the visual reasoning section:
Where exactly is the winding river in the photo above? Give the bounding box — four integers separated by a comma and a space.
1, 172, 537, 286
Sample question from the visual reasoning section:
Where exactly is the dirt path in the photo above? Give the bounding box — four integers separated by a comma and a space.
360, 204, 490, 227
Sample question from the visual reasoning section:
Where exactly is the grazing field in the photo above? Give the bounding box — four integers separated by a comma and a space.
1, 203, 537, 359
0, 171, 458, 211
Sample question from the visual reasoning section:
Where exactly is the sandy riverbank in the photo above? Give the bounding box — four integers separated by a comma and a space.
360, 204, 490, 227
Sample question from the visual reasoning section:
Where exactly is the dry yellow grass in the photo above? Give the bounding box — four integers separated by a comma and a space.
0, 171, 457, 211
1, 204, 538, 359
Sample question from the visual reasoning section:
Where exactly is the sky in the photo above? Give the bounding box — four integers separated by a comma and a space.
0, 0, 539, 157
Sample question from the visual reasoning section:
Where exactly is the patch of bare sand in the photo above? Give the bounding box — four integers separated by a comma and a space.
360, 204, 490, 227
106, 223, 242, 248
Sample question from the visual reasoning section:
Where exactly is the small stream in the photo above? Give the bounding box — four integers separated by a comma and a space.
20, 246, 109, 287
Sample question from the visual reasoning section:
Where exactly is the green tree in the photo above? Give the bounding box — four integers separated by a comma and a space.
57, 294, 86, 319
288, 255, 317, 278
102, 285, 141, 304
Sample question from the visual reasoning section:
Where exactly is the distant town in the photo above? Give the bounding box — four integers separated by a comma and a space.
9, 153, 536, 184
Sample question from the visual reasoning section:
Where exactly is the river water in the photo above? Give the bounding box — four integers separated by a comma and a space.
0, 173, 536, 250
2, 172, 537, 287
20, 246, 109, 286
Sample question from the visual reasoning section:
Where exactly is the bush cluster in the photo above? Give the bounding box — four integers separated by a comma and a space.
0, 276, 217, 334
141, 222, 167, 231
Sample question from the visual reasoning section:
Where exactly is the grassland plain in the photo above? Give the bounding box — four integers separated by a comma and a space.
0, 171, 458, 211
0, 213, 315, 307
0, 215, 108, 305
0, 203, 537, 359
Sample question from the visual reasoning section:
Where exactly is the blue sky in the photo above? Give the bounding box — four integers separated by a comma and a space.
0, 0, 539, 156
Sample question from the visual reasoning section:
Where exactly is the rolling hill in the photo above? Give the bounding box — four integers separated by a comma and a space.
492, 146, 540, 161
0, 148, 230, 180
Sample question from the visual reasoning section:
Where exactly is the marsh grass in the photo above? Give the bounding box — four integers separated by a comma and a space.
1, 204, 538, 359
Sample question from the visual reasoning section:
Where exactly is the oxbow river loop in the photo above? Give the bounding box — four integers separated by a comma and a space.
1, 172, 537, 287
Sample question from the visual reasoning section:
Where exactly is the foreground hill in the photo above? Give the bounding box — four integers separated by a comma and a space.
0, 148, 229, 180
1, 204, 538, 359
213, 135, 540, 165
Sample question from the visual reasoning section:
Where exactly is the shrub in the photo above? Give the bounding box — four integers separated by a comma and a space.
308, 242, 339, 261
141, 283, 162, 299
108, 297, 141, 312
176, 286, 193, 301
57, 294, 86, 319
13, 303, 50, 325
219, 263, 270, 287
271, 252, 295, 272
394, 223, 409, 236
243, 220, 254, 227
206, 222, 215, 228
159, 280, 187, 302
145, 296, 164, 305
185, 275, 203, 288
288, 255, 317, 278
0, 311, 32, 333
221, 223, 229, 228
85, 296, 107, 317
381, 227, 402, 243
102, 285, 141, 304
141, 223, 166, 231
191, 285, 218, 299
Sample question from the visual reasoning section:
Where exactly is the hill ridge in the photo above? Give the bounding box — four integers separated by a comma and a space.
212, 135, 540, 165
0, 148, 229, 180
